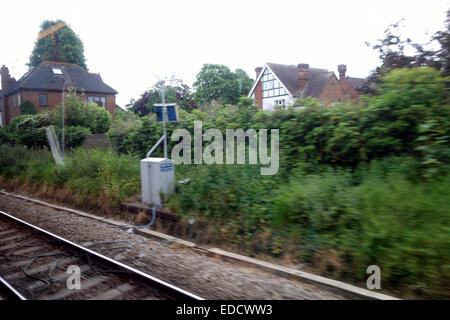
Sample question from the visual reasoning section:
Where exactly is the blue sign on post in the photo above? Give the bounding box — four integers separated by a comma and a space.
166, 105, 178, 122
155, 106, 164, 122
154, 103, 178, 122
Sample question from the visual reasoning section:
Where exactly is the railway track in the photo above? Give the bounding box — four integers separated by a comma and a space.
0, 209, 204, 300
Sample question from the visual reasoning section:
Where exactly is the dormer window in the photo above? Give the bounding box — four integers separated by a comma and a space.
52, 67, 62, 75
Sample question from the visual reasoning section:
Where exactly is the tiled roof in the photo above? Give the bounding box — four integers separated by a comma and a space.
348, 77, 365, 89
302, 72, 333, 98
266, 62, 332, 98
5, 61, 117, 95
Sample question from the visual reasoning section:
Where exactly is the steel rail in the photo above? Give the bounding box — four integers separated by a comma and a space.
0, 275, 27, 300
0, 209, 204, 300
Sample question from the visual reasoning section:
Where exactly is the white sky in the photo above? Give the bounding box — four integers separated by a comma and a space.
0, 0, 448, 107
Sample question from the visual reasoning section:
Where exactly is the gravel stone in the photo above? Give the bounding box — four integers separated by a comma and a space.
0, 194, 348, 300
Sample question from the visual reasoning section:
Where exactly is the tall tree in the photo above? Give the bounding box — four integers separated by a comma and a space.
193, 64, 253, 105
235, 68, 254, 97
433, 9, 450, 76
359, 10, 450, 95
29, 20, 87, 69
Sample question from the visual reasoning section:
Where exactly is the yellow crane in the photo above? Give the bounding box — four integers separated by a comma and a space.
36, 22, 66, 62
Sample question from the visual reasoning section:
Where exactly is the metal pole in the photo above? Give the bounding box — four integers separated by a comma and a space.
61, 81, 65, 160
146, 134, 166, 158
162, 85, 167, 159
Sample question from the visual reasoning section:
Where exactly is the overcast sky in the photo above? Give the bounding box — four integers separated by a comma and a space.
0, 0, 448, 107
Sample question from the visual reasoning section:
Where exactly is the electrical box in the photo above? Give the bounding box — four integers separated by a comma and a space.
140, 158, 175, 206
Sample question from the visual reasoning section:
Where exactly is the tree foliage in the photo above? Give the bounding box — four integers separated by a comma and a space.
235, 68, 254, 97
29, 20, 87, 69
193, 64, 253, 105
127, 84, 198, 117
359, 11, 450, 95
361, 67, 449, 161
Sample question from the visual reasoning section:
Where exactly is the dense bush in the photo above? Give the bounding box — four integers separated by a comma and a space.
360, 67, 449, 160
12, 112, 57, 148
0, 127, 12, 145
165, 67, 449, 297
0, 144, 38, 179
170, 159, 449, 297
58, 126, 91, 149
111, 68, 449, 177
356, 171, 449, 297
0, 145, 140, 204
19, 100, 37, 115
5, 111, 90, 149
3, 92, 111, 149
109, 97, 262, 159
107, 110, 140, 152
62, 90, 111, 134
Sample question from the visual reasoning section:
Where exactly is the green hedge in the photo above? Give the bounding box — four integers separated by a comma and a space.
111, 68, 449, 178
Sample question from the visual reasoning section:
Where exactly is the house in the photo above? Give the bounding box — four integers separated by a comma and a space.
0, 61, 118, 126
248, 62, 365, 111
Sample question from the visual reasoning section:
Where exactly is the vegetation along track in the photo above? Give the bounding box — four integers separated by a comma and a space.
0, 209, 203, 300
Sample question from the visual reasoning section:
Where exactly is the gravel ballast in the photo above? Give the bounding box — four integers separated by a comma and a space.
0, 193, 350, 300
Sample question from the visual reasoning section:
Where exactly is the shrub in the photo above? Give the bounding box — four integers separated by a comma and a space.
0, 144, 35, 178
0, 145, 140, 204
62, 126, 91, 149
356, 172, 450, 296
0, 127, 12, 145
19, 100, 37, 115
360, 67, 449, 160
13, 111, 57, 148
168, 157, 449, 297
5, 92, 111, 149
62, 90, 111, 134
107, 111, 139, 152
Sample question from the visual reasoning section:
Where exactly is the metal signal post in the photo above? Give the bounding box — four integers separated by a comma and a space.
161, 84, 168, 159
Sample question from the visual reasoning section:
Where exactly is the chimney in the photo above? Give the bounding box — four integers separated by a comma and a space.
1, 65, 11, 92
298, 63, 309, 90
255, 67, 263, 79
338, 64, 347, 80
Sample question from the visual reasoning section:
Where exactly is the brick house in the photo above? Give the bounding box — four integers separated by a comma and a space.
248, 62, 365, 111
0, 61, 118, 126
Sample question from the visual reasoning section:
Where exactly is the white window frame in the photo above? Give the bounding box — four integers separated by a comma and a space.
88, 95, 106, 107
